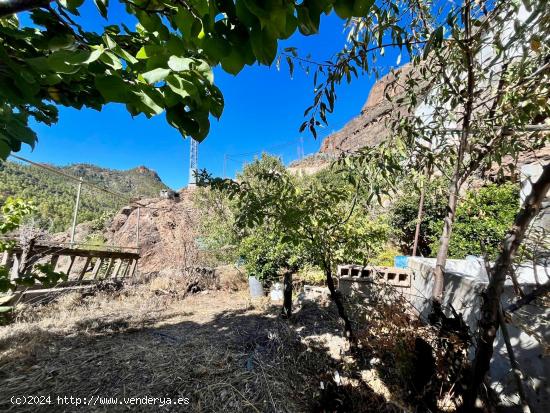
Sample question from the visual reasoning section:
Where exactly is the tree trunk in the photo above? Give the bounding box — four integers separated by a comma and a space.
0, 0, 50, 17
430, 1, 475, 315
281, 271, 292, 318
412, 169, 429, 256
463, 162, 550, 411
324, 266, 356, 344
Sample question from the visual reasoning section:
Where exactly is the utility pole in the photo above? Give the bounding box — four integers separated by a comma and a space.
298, 136, 304, 160
136, 207, 140, 248
70, 177, 83, 245
188, 138, 198, 187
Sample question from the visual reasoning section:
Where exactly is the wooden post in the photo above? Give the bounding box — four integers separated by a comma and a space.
104, 258, 114, 278
77, 257, 92, 282
1, 251, 13, 267
65, 256, 76, 276
136, 207, 140, 248
10, 253, 21, 280
120, 259, 131, 278
128, 259, 137, 278
49, 255, 59, 271
92, 258, 103, 280
112, 259, 122, 279
70, 177, 83, 245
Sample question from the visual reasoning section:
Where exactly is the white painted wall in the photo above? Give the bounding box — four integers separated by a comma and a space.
407, 257, 549, 410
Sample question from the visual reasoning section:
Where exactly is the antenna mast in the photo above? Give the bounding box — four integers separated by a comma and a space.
188, 138, 198, 187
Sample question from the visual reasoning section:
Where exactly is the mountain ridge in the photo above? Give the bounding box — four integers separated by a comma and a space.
0, 160, 169, 232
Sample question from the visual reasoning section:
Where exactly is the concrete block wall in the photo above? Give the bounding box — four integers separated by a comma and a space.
337, 265, 412, 297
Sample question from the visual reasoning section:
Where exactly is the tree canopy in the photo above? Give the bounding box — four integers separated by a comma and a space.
0, 0, 414, 160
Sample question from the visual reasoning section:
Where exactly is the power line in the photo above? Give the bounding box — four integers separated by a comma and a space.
225, 137, 305, 159
7, 154, 152, 209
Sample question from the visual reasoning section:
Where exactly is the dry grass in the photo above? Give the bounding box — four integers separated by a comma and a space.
0, 277, 463, 412
0, 280, 407, 413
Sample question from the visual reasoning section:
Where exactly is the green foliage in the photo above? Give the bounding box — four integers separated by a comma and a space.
197, 154, 307, 280
239, 226, 304, 283
334, 213, 390, 265
198, 154, 391, 279
0, 0, 391, 159
296, 264, 325, 285
0, 196, 35, 237
370, 244, 402, 267
0, 197, 66, 292
430, 183, 520, 259
193, 185, 239, 265
389, 177, 448, 257
0, 161, 167, 232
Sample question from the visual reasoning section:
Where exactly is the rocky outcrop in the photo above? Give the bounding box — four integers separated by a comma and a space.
106, 189, 199, 275
287, 153, 333, 176
320, 64, 419, 156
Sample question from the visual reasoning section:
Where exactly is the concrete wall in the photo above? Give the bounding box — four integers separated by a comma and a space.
407, 257, 549, 410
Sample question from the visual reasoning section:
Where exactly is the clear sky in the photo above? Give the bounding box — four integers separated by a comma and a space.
15, 5, 400, 190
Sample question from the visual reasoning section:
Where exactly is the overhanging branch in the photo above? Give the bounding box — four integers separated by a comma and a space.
0, 0, 51, 17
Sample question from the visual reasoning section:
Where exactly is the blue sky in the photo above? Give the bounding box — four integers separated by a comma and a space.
15, 5, 400, 190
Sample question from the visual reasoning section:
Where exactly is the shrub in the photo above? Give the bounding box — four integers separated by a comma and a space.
238, 226, 304, 284
389, 177, 448, 257
429, 183, 519, 259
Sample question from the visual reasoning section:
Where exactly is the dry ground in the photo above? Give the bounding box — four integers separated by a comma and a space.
0, 279, 410, 413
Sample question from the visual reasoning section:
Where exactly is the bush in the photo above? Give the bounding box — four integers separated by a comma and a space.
371, 244, 402, 267
429, 183, 519, 259
238, 226, 304, 284
296, 264, 325, 285
389, 177, 448, 257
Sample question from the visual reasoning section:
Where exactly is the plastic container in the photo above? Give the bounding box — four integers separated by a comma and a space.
270, 282, 283, 301
248, 276, 264, 298
394, 255, 408, 269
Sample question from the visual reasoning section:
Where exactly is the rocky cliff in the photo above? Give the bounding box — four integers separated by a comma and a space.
319, 64, 417, 156
106, 188, 199, 275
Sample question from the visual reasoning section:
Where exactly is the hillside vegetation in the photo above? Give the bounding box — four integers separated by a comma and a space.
0, 161, 168, 232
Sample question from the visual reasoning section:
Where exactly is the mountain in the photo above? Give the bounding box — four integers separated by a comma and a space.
319, 63, 421, 156
289, 64, 423, 174
0, 161, 169, 232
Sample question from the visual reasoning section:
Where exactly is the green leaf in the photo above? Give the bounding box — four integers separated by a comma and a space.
221, 48, 246, 75
296, 4, 320, 35
136, 46, 149, 59
208, 85, 224, 119
133, 87, 164, 115
94, 0, 109, 18
353, 0, 375, 16
168, 56, 193, 72
166, 74, 193, 99
60, 0, 84, 14
0, 139, 10, 160
95, 75, 129, 102
5, 122, 36, 147
142, 68, 171, 84
250, 29, 277, 65
333, 0, 355, 19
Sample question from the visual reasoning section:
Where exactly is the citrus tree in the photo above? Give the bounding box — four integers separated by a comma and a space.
198, 152, 398, 341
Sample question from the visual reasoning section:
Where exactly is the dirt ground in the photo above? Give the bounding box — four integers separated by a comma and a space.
0, 278, 466, 413
0, 279, 415, 413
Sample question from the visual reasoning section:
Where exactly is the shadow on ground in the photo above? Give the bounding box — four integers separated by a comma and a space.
0, 294, 403, 413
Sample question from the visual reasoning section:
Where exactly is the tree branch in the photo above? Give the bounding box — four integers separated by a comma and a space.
0, 0, 51, 17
